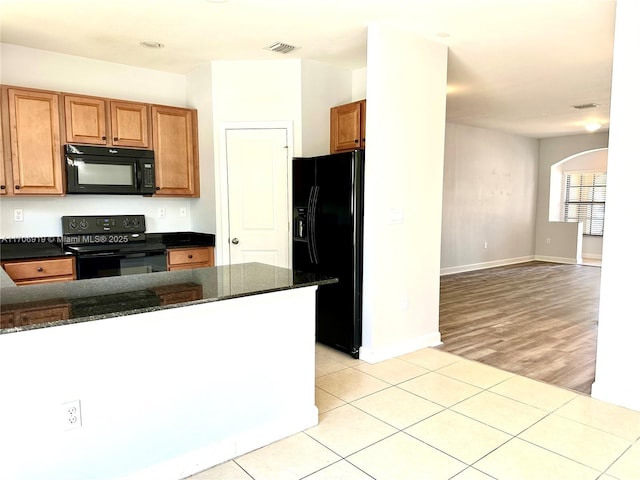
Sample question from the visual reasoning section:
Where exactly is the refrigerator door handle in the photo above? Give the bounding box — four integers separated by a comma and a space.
309, 186, 320, 264
306, 188, 315, 264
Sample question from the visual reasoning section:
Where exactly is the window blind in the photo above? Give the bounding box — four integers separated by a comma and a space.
563, 172, 607, 236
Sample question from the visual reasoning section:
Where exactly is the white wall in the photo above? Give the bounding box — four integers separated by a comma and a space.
301, 60, 352, 156
0, 44, 195, 237
535, 132, 608, 262
210, 60, 303, 155
186, 63, 216, 234
440, 123, 539, 273
0, 44, 186, 105
352, 67, 367, 100
592, 0, 640, 412
360, 23, 447, 362
209, 59, 355, 263
0, 288, 318, 480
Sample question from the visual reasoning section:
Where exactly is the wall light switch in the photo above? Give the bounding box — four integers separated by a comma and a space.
389, 208, 404, 224
13, 209, 23, 222
179, 207, 187, 217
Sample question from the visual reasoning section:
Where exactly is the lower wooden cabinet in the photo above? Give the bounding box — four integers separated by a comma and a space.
2, 256, 76, 286
1, 298, 70, 329
147, 283, 203, 306
167, 246, 214, 271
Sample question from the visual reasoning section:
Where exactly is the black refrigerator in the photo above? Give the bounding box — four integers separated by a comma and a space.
292, 150, 364, 358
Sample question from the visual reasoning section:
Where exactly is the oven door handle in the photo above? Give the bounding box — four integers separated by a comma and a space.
79, 251, 118, 257
78, 252, 162, 259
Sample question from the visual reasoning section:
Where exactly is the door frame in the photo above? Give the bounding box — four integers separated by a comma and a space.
216, 121, 294, 267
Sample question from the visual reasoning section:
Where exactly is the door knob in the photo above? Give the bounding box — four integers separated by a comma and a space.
231, 238, 240, 245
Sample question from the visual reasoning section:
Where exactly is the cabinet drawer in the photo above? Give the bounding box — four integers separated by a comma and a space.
167, 247, 213, 270
19, 305, 70, 325
148, 283, 204, 306
3, 257, 76, 284
1, 299, 70, 329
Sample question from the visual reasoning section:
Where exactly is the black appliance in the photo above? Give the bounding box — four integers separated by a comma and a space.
292, 150, 364, 358
62, 215, 167, 280
65, 144, 156, 195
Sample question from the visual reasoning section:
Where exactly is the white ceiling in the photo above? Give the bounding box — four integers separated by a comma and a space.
0, 0, 616, 138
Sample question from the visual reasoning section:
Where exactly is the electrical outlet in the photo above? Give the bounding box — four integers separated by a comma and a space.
62, 400, 82, 430
158, 207, 166, 219
13, 209, 23, 222
484, 241, 488, 249
399, 295, 408, 310
179, 207, 187, 217
546, 237, 551, 244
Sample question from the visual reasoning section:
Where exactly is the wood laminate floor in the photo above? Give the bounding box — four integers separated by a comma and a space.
437, 261, 601, 394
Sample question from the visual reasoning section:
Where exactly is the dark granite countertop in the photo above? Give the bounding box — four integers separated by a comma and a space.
0, 262, 336, 334
148, 232, 215, 248
0, 232, 215, 261
0, 238, 69, 261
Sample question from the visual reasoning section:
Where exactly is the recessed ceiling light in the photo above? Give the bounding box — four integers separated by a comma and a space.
585, 121, 602, 132
206, 0, 229, 3
140, 41, 164, 49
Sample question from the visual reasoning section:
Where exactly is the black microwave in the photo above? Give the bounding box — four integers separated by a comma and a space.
65, 144, 156, 195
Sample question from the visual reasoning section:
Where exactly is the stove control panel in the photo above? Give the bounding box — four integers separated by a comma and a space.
62, 215, 146, 235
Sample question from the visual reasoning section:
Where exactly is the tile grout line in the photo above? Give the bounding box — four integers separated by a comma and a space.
313, 348, 640, 480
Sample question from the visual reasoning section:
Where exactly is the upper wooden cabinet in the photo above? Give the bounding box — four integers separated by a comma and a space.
330, 99, 366, 154
0, 107, 6, 195
152, 105, 200, 197
4, 87, 64, 195
1, 85, 200, 198
64, 95, 150, 148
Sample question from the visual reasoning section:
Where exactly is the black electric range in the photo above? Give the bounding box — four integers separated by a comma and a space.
62, 215, 167, 280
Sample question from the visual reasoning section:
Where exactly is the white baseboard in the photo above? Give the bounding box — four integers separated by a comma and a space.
360, 332, 442, 364
116, 406, 319, 480
591, 381, 640, 413
533, 255, 579, 264
440, 256, 535, 276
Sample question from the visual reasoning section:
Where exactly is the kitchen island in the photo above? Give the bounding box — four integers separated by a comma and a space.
0, 263, 335, 480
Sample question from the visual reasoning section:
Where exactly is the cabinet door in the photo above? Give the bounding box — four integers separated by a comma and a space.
152, 105, 199, 197
330, 101, 363, 153
359, 100, 366, 150
110, 101, 150, 148
8, 88, 64, 195
64, 95, 108, 145
0, 110, 6, 195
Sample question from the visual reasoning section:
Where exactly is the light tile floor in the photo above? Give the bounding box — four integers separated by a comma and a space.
187, 344, 640, 480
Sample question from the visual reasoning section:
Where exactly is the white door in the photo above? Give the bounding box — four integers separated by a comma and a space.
225, 127, 291, 267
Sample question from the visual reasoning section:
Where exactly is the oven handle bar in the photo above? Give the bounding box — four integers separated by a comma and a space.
77, 251, 165, 259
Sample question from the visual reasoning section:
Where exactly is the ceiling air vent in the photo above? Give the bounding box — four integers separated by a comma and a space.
572, 103, 599, 110
265, 42, 297, 54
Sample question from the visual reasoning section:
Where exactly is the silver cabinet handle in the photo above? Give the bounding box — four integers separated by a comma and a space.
231, 238, 240, 245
